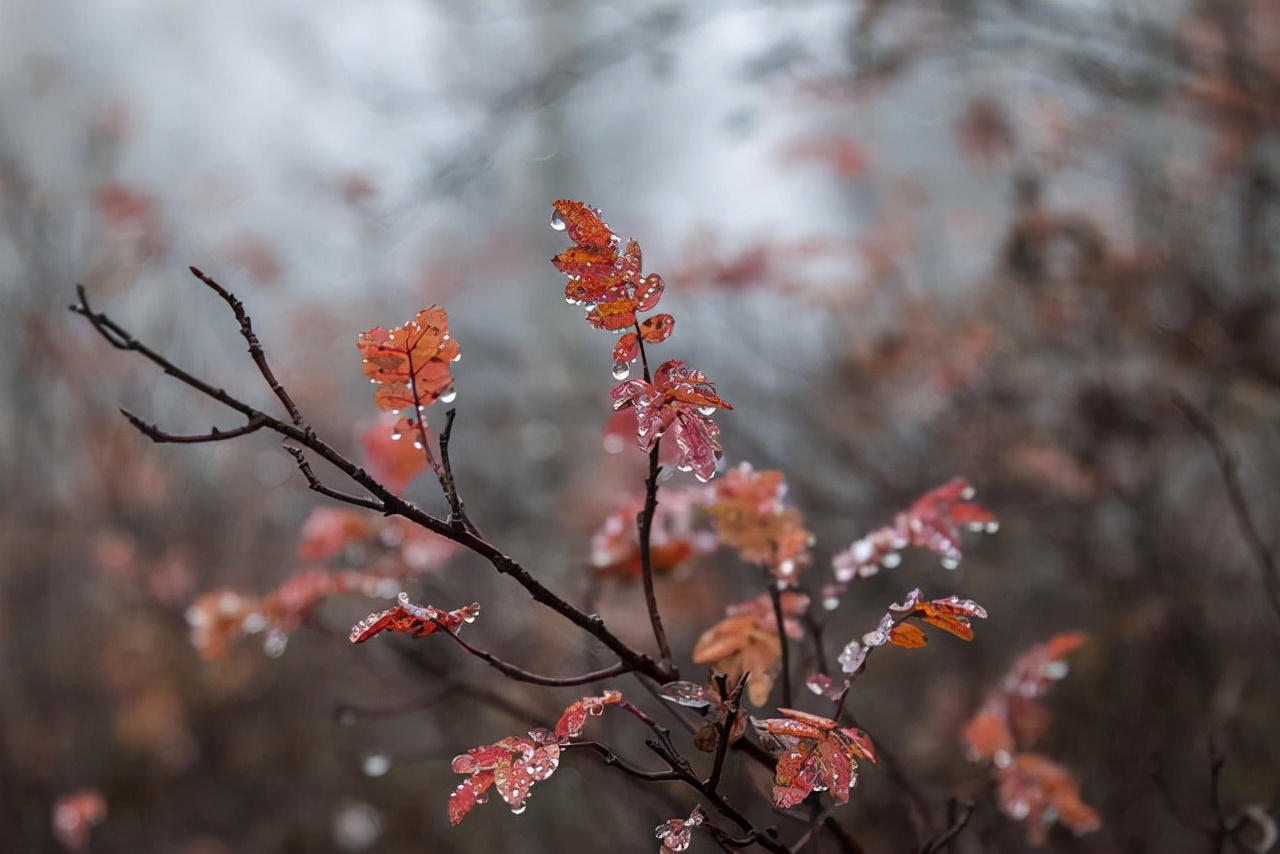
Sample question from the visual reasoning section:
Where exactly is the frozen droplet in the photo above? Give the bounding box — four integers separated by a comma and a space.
369, 378, 377, 384
696, 405, 716, 416
242, 613, 268, 634
550, 210, 566, 231
390, 432, 402, 441
390, 409, 400, 416
416, 404, 425, 412
984, 521, 1000, 533
881, 551, 902, 569
611, 361, 630, 380
823, 596, 840, 610
412, 441, 423, 450
362, 754, 391, 777
961, 485, 975, 500
511, 805, 527, 815
941, 556, 960, 570
778, 559, 796, 577
451, 352, 461, 363
463, 612, 477, 624
1044, 661, 1069, 679
439, 387, 457, 404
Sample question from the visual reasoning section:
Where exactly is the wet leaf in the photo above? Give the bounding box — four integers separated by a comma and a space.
357, 307, 459, 412
554, 689, 623, 739
349, 592, 479, 643
639, 313, 676, 344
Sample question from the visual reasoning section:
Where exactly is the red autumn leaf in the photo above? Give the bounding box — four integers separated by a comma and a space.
910, 595, 988, 641
655, 805, 705, 853
589, 489, 713, 580
635, 273, 665, 310
296, 507, 374, 561
349, 592, 479, 643
554, 689, 623, 739
901, 478, 997, 567
612, 332, 639, 366
888, 622, 927, 648
357, 307, 460, 413
612, 360, 732, 482
1003, 632, 1087, 699
52, 789, 107, 854
754, 709, 876, 809
692, 615, 781, 707
997, 753, 1101, 845
552, 199, 615, 248
449, 729, 562, 824
639, 313, 676, 343
962, 708, 1016, 763
708, 462, 812, 579
361, 418, 427, 491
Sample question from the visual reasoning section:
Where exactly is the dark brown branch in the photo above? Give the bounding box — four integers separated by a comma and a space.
920, 798, 974, 854
284, 446, 387, 512
706, 673, 746, 793
1174, 395, 1280, 624
438, 408, 479, 534
71, 281, 676, 683
567, 741, 680, 782
436, 627, 631, 687
121, 410, 268, 444
769, 581, 794, 709
188, 266, 305, 428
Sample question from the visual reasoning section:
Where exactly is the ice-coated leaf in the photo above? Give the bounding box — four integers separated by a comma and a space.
656, 681, 711, 709
639, 313, 675, 344
756, 709, 872, 809
655, 806, 704, 853
349, 593, 479, 643
635, 273, 665, 311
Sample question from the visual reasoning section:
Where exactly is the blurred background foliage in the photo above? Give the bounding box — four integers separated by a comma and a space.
2, 0, 1279, 852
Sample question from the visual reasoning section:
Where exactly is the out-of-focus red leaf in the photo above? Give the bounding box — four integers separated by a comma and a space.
52, 789, 107, 853
361, 419, 428, 492
997, 753, 1101, 845
708, 462, 811, 579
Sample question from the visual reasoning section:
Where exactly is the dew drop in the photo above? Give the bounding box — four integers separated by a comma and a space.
985, 521, 1000, 533
550, 210, 566, 231
611, 361, 630, 380
390, 409, 400, 416
961, 486, 976, 500
412, 441, 423, 450
696, 405, 717, 416
362, 754, 391, 777
823, 596, 840, 610
511, 805, 527, 815
451, 352, 462, 363
941, 556, 960, 570
390, 432, 402, 441
881, 552, 902, 569
263, 632, 288, 658
416, 404, 425, 412
439, 387, 457, 404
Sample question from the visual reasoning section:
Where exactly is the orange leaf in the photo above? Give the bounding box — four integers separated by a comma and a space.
554, 690, 623, 739
888, 622, 927, 648
640, 313, 676, 343
348, 593, 479, 643
357, 307, 460, 413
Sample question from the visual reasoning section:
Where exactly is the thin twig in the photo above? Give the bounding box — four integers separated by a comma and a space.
920, 798, 974, 854
769, 581, 794, 709
188, 266, 305, 428
283, 446, 386, 512
632, 319, 674, 666
1174, 395, 1280, 624
437, 628, 631, 687
121, 410, 268, 444
438, 408, 479, 534
706, 673, 746, 793
567, 741, 680, 782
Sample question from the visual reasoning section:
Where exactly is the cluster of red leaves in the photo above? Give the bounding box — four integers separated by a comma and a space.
962, 634, 1099, 845
707, 463, 812, 580
655, 806, 705, 853
825, 478, 996, 608
589, 488, 716, 580
753, 709, 877, 810
552, 200, 732, 482
837, 588, 987, 675
357, 306, 460, 432
187, 508, 458, 659
449, 690, 622, 825
692, 590, 809, 706
349, 591, 480, 643
612, 359, 733, 482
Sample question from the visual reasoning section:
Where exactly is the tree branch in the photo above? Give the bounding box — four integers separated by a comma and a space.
769, 581, 794, 709
71, 276, 677, 684
121, 410, 268, 444
436, 627, 631, 687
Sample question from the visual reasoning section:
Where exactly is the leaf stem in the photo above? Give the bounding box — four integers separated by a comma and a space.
631, 319, 674, 666
768, 580, 794, 709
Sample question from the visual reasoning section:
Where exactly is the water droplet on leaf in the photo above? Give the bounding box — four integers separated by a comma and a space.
362, 754, 391, 777
550, 210, 566, 231
611, 362, 630, 380
439, 387, 457, 404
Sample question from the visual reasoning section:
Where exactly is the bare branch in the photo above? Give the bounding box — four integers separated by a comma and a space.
436, 627, 631, 687
769, 581, 794, 709
920, 798, 974, 854
121, 410, 268, 444
188, 266, 305, 427
284, 446, 387, 512
1174, 395, 1280, 624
